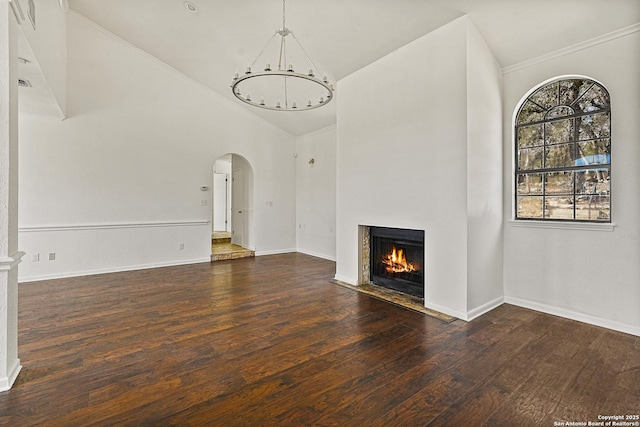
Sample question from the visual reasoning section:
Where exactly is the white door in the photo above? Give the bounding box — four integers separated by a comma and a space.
213, 173, 228, 231
231, 168, 244, 246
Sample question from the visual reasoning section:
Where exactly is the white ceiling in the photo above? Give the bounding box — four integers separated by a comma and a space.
22, 0, 640, 136
17, 30, 65, 118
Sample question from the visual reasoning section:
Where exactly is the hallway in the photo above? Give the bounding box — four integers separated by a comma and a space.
211, 231, 254, 262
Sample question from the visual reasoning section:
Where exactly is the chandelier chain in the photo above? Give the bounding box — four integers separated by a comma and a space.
292, 32, 322, 77
250, 32, 278, 68
282, 0, 286, 31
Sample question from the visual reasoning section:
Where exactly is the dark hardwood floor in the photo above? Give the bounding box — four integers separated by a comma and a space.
1, 253, 637, 426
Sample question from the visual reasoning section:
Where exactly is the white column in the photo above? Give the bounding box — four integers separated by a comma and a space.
0, 1, 23, 392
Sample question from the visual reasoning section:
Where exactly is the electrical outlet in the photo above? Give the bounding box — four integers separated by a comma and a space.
48, 252, 56, 261
32, 253, 40, 262
200, 200, 208, 206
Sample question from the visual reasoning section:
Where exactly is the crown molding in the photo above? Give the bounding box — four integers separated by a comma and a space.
503, 23, 640, 74
298, 124, 336, 139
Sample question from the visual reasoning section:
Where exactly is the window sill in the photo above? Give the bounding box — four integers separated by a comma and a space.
508, 220, 616, 232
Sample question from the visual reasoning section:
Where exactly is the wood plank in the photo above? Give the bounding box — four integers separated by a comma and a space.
0, 253, 636, 426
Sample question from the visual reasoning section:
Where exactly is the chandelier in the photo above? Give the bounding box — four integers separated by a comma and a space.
231, 0, 334, 111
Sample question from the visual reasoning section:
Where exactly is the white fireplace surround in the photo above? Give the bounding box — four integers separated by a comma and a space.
358, 225, 425, 296
357, 225, 372, 287
335, 17, 504, 321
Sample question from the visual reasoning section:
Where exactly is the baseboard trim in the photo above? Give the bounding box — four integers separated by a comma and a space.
467, 296, 505, 321
254, 248, 297, 257
296, 249, 336, 262
505, 296, 640, 337
0, 360, 21, 392
333, 274, 356, 286
18, 258, 211, 283
424, 301, 467, 321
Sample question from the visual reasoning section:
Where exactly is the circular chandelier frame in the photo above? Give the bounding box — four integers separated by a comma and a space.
231, 70, 333, 111
230, 0, 334, 112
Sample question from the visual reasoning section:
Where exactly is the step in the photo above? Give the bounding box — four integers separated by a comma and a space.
212, 237, 232, 244
211, 249, 255, 262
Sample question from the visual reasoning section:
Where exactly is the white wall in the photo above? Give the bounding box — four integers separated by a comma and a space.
0, 2, 22, 391
465, 21, 504, 317
295, 126, 337, 261
335, 17, 503, 319
502, 30, 640, 335
18, 12, 297, 281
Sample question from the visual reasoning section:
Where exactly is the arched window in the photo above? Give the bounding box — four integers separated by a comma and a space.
515, 78, 611, 222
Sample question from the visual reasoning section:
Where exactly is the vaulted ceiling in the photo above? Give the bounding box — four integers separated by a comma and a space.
24, 0, 640, 135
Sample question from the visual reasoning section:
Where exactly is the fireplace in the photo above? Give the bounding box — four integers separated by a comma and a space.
369, 227, 424, 298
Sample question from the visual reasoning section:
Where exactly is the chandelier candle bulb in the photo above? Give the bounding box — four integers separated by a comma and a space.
245, 66, 251, 74
265, 63, 271, 71
308, 69, 314, 76
287, 63, 294, 72
292, 101, 297, 109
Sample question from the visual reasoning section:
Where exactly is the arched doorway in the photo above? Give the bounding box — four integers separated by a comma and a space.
211, 154, 255, 260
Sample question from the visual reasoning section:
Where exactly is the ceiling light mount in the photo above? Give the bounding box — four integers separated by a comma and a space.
231, 0, 334, 112
184, 1, 198, 14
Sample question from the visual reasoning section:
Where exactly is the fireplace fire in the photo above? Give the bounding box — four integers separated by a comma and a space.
382, 246, 419, 274
370, 227, 424, 298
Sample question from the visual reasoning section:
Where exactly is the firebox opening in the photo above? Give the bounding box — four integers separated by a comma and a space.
370, 227, 424, 298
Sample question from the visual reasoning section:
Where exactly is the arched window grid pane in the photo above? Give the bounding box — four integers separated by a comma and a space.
515, 78, 611, 222
517, 105, 609, 129
545, 105, 575, 120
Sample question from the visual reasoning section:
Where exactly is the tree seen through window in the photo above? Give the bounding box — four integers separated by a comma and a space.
515, 78, 611, 222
